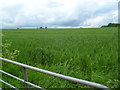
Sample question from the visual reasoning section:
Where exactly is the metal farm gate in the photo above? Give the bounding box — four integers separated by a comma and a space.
0, 57, 110, 90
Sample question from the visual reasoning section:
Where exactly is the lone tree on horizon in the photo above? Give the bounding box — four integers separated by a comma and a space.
40, 27, 43, 29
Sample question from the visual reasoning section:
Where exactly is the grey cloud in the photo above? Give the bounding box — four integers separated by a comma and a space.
1, 0, 118, 29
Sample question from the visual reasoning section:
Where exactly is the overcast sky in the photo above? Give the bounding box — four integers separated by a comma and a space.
0, 0, 118, 28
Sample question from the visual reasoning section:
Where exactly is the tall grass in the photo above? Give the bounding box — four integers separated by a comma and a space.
2, 27, 119, 88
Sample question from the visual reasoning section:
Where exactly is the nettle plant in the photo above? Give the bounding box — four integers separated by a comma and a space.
2, 40, 20, 59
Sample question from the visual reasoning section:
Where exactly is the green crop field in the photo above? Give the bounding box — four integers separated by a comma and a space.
1, 27, 119, 88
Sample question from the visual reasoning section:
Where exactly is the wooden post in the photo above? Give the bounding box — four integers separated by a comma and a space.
22, 67, 29, 89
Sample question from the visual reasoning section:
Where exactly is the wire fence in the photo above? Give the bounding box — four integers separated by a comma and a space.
0, 57, 110, 90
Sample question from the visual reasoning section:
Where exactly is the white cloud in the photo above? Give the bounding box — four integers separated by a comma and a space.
112, 10, 118, 17
83, 16, 107, 26
0, 0, 119, 28
82, 10, 118, 27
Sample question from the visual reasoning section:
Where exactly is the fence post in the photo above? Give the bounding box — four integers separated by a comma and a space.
22, 67, 29, 89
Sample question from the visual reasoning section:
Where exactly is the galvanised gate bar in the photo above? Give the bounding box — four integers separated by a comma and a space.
0, 57, 110, 90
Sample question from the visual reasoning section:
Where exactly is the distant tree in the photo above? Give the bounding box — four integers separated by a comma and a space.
101, 25, 108, 28
45, 27, 47, 29
40, 27, 43, 29
108, 23, 112, 27
108, 23, 120, 27
101, 23, 120, 28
